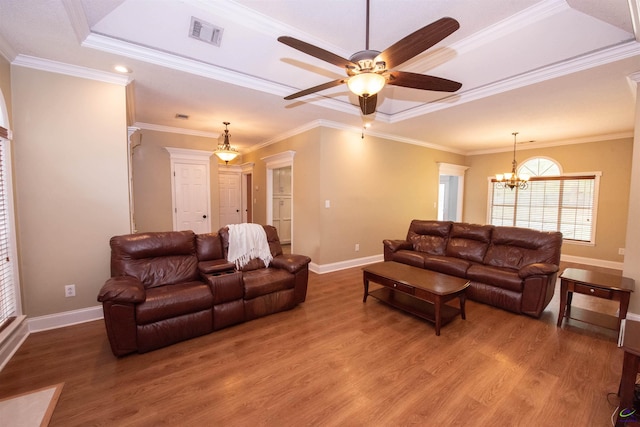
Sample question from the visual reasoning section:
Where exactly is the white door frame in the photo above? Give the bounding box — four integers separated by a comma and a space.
241, 162, 254, 223
165, 147, 213, 232
437, 162, 469, 222
262, 151, 295, 249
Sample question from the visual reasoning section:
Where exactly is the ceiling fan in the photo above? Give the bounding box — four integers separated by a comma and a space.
277, 0, 462, 115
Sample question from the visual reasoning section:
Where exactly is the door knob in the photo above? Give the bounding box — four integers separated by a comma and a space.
202, 215, 207, 218
236, 209, 240, 212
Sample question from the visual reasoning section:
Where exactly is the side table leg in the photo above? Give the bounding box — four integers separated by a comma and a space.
363, 275, 369, 303
619, 292, 631, 331
557, 279, 568, 327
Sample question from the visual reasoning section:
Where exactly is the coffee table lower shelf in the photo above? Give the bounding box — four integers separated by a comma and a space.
368, 287, 461, 326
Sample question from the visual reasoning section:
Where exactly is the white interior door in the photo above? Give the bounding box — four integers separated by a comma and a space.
174, 162, 210, 233
272, 167, 292, 243
219, 172, 242, 226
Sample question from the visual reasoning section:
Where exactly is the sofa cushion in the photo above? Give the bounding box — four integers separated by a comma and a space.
243, 268, 294, 299
110, 231, 199, 288
466, 264, 522, 292
407, 220, 452, 255
446, 223, 492, 263
484, 226, 563, 269
136, 281, 213, 324
391, 250, 426, 268
196, 232, 225, 261
423, 255, 470, 277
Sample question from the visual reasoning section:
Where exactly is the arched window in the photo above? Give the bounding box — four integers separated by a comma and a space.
518, 157, 561, 177
489, 156, 600, 244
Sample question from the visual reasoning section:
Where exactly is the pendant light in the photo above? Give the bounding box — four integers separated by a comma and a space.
495, 132, 529, 190
214, 122, 239, 164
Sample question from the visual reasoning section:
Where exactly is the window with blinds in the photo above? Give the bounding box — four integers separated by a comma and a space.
0, 125, 17, 333
488, 157, 599, 244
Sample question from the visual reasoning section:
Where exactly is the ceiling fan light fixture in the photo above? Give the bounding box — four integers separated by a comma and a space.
347, 72, 386, 97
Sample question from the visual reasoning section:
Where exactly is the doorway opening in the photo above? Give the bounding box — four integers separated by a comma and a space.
262, 151, 295, 252
437, 163, 469, 222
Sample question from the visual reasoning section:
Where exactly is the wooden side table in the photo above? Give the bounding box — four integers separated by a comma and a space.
557, 268, 634, 331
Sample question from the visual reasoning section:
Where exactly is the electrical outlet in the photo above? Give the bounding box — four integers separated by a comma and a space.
65, 284, 76, 297
355, 243, 360, 252
619, 248, 626, 255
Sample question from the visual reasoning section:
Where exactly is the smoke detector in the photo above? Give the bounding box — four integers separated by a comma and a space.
189, 17, 223, 47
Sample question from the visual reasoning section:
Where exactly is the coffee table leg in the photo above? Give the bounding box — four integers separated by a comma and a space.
434, 296, 441, 336
460, 293, 467, 320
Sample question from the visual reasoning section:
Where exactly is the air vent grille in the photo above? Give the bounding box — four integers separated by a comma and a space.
189, 17, 223, 47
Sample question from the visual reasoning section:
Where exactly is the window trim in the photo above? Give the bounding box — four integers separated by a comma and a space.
486, 171, 602, 245
0, 127, 22, 333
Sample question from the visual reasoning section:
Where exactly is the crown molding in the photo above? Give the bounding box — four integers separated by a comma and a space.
134, 122, 220, 139
391, 40, 640, 123
244, 118, 465, 155
466, 131, 634, 156
11, 54, 131, 85
83, 33, 293, 97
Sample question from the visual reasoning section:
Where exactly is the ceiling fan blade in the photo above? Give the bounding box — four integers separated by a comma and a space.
377, 17, 460, 69
284, 78, 346, 100
388, 71, 461, 92
278, 36, 357, 69
359, 94, 378, 115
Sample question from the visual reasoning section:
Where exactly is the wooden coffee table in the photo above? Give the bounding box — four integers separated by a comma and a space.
363, 261, 470, 336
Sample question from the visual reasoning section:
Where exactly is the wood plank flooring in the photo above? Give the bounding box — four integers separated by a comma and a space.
0, 264, 631, 426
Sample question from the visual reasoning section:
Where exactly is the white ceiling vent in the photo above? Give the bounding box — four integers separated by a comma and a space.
189, 17, 223, 47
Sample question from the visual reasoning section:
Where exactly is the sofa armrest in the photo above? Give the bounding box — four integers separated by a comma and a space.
518, 263, 559, 279
98, 276, 146, 304
383, 239, 412, 253
271, 254, 311, 274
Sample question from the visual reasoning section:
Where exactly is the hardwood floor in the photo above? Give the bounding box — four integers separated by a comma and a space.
0, 264, 631, 426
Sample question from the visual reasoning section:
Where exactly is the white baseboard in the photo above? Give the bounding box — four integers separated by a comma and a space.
560, 254, 623, 271
27, 305, 103, 333
310, 254, 383, 274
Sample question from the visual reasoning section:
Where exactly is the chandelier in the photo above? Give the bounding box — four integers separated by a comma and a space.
495, 132, 529, 190
214, 122, 239, 164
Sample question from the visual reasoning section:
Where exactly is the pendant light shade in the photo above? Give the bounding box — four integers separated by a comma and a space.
214, 122, 239, 164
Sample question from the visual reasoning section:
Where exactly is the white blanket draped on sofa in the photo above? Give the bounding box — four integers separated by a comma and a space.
226, 223, 273, 269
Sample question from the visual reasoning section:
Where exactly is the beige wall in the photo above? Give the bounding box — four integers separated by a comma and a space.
11, 66, 130, 317
0, 55, 11, 127
464, 138, 632, 263
244, 126, 466, 265
131, 129, 227, 232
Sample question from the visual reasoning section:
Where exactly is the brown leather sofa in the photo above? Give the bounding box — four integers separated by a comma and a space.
383, 220, 562, 317
98, 225, 311, 356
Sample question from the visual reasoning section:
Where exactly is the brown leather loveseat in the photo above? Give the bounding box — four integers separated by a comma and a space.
98, 225, 311, 356
383, 220, 562, 317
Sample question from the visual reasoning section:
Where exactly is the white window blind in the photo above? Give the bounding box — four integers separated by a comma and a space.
490, 175, 598, 243
0, 125, 17, 332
